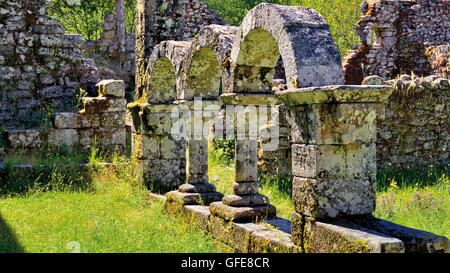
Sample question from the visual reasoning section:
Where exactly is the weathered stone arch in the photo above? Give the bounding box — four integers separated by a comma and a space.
140, 40, 191, 103
179, 25, 239, 100
230, 3, 344, 92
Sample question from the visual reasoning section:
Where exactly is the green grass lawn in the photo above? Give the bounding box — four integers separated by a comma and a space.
1, 147, 448, 253
0, 165, 229, 253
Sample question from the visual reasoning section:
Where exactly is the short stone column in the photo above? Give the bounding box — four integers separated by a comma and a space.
277, 85, 397, 251
128, 103, 186, 193
166, 100, 224, 208
210, 94, 278, 223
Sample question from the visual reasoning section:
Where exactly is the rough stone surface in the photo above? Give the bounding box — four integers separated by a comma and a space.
230, 3, 344, 93
292, 176, 377, 218
377, 76, 450, 167
0, 0, 99, 128
291, 213, 405, 253
343, 0, 449, 84
97, 80, 126, 98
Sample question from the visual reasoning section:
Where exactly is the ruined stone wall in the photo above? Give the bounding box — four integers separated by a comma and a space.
0, 0, 99, 129
375, 75, 449, 167
82, 13, 136, 99
343, 0, 449, 84
6, 80, 127, 154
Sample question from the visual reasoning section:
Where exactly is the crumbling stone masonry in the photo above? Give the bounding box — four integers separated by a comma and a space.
370, 75, 449, 167
343, 0, 449, 85
131, 3, 449, 252
7, 80, 127, 154
82, 0, 136, 98
0, 0, 99, 129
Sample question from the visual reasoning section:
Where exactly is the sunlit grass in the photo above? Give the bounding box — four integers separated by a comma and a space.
0, 164, 228, 253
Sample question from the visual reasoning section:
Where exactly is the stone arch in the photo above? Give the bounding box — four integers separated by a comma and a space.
179, 25, 239, 100
230, 3, 344, 92
139, 40, 191, 103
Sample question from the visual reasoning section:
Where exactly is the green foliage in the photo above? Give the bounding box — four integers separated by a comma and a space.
46, 0, 136, 41
203, 0, 361, 56
209, 139, 235, 166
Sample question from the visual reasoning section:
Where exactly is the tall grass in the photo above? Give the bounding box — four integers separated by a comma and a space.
0, 151, 228, 253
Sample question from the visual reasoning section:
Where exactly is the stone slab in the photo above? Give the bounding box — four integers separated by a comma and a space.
96, 79, 125, 98
222, 194, 270, 207
277, 85, 393, 106
291, 143, 377, 179
220, 93, 281, 106
351, 216, 449, 253
291, 213, 405, 253
209, 201, 276, 223
166, 191, 224, 206
288, 103, 378, 144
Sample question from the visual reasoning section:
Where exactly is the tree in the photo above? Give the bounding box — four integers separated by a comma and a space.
46, 0, 136, 41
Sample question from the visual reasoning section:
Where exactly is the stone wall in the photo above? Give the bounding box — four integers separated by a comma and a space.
343, 0, 449, 84
373, 75, 449, 167
0, 0, 99, 129
82, 1, 136, 99
6, 80, 127, 154
82, 21, 135, 97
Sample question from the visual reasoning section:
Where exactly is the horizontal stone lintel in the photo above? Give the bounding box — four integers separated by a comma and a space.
277, 85, 393, 106
220, 93, 281, 106
174, 99, 223, 110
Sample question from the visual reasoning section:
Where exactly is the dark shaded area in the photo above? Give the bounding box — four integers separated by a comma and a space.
0, 215, 25, 253
0, 163, 95, 197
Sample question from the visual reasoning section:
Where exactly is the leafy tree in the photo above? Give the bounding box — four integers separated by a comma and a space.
46, 0, 136, 41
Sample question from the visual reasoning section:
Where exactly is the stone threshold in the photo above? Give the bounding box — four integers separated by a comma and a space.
167, 201, 300, 253
160, 193, 448, 253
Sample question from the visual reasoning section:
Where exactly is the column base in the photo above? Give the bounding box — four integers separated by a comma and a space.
166, 190, 224, 206
210, 201, 276, 223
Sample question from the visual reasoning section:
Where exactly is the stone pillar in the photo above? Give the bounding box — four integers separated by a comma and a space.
129, 103, 186, 193
166, 100, 224, 209
210, 94, 278, 223
277, 85, 397, 252
115, 0, 126, 54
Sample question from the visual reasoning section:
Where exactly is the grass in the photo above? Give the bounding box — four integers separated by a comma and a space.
0, 162, 229, 253
1, 144, 448, 253
374, 165, 449, 237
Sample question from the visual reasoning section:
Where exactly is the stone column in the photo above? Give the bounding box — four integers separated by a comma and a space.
129, 103, 186, 193
277, 85, 397, 251
210, 94, 278, 223
166, 100, 224, 210
115, 0, 126, 54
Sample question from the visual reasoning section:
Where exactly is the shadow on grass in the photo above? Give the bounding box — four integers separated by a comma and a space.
0, 164, 95, 197
0, 215, 25, 253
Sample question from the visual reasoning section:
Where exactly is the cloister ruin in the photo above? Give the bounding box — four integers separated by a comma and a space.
128, 2, 449, 252
1, 0, 449, 253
